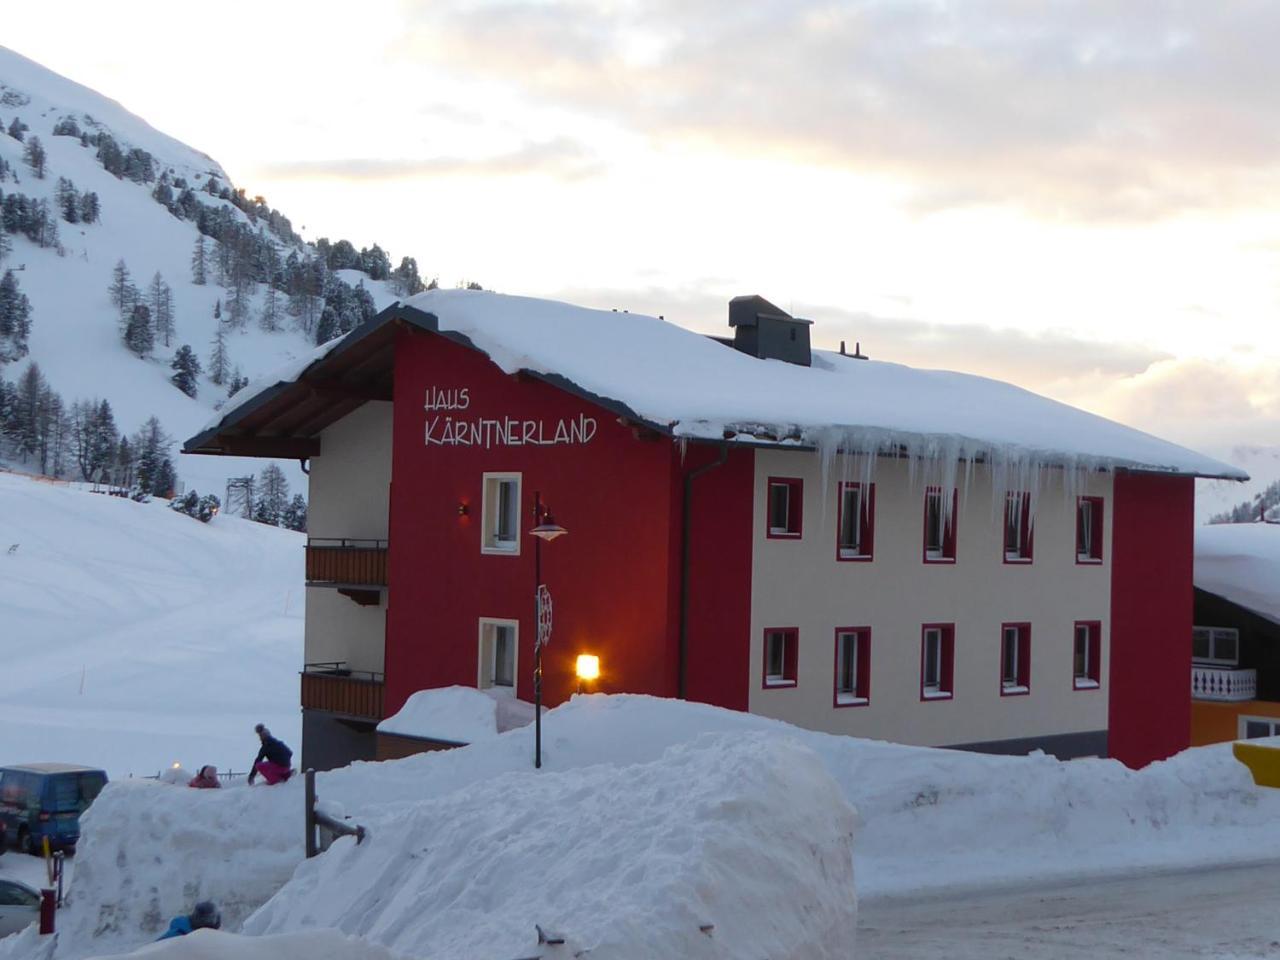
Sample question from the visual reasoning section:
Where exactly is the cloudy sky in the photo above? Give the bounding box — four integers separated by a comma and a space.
6, 0, 1280, 468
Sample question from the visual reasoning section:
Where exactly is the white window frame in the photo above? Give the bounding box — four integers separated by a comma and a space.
923, 627, 943, 694
764, 629, 791, 686
1192, 626, 1239, 666
835, 630, 866, 705
1077, 499, 1095, 561
838, 485, 863, 558
1005, 492, 1030, 560
768, 481, 794, 536
1238, 716, 1280, 739
1001, 626, 1021, 690
481, 472, 522, 556
924, 489, 945, 559
1073, 623, 1099, 689
478, 618, 519, 693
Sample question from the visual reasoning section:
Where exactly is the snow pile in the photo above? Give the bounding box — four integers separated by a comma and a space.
0, 472, 303, 777
100, 930, 408, 960
1194, 522, 1280, 624
374, 686, 501, 744
246, 734, 857, 960
39, 779, 304, 959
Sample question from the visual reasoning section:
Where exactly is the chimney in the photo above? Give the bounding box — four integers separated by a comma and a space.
727, 295, 812, 367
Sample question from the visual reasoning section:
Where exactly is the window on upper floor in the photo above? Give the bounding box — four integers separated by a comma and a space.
921, 624, 955, 699
1004, 491, 1034, 562
1000, 623, 1031, 695
481, 473, 521, 555
834, 627, 870, 705
923, 487, 957, 563
763, 627, 798, 687
767, 478, 803, 538
1192, 626, 1239, 666
1076, 496, 1103, 563
1074, 621, 1101, 690
837, 482, 875, 560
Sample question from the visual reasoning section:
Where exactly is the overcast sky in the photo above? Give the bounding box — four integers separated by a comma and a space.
6, 0, 1280, 461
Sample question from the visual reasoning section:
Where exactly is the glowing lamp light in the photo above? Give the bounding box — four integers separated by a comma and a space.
575, 654, 600, 682
172, 762, 181, 769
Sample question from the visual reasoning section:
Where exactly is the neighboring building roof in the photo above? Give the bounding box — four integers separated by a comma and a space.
2, 763, 104, 774
186, 289, 1245, 480
1194, 523, 1280, 625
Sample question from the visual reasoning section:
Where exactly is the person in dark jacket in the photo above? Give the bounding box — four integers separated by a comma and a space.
156, 900, 220, 939
247, 723, 294, 785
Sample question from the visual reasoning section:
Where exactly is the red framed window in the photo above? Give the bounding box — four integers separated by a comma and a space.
920, 623, 955, 700
837, 482, 875, 561
1000, 622, 1031, 695
762, 627, 799, 688
1003, 491, 1034, 563
923, 487, 957, 563
1076, 496, 1103, 563
834, 627, 871, 706
766, 477, 803, 538
1073, 621, 1101, 690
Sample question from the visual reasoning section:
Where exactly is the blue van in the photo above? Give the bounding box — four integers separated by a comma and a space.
0, 764, 108, 854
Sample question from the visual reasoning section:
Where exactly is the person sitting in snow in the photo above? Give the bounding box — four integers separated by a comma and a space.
156, 900, 221, 939
247, 723, 294, 785
188, 765, 221, 789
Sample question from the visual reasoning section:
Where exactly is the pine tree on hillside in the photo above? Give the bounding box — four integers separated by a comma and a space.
11, 362, 45, 462
0, 231, 10, 264
258, 284, 281, 333
0, 269, 33, 363
69, 398, 119, 482
123, 303, 154, 356
7, 118, 26, 142
114, 435, 134, 489
392, 256, 426, 296
190, 235, 207, 285
282, 493, 308, 532
314, 305, 339, 345
22, 137, 46, 179
254, 462, 290, 526
151, 456, 177, 498
227, 278, 251, 329
170, 344, 201, 397
56, 178, 80, 223
132, 415, 173, 494
79, 191, 100, 224
227, 368, 248, 398
109, 260, 134, 313
149, 273, 174, 348
208, 325, 230, 386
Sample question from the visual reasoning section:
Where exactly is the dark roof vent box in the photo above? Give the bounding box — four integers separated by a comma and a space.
728, 295, 812, 367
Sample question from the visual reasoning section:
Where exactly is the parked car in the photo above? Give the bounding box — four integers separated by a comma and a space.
0, 878, 40, 937
0, 764, 108, 855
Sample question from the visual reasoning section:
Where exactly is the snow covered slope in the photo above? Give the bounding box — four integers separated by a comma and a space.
0, 470, 302, 777
1195, 522, 1280, 624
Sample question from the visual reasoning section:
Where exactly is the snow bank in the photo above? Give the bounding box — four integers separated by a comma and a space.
94, 929, 407, 960
374, 686, 500, 744
1194, 522, 1280, 624
246, 734, 858, 960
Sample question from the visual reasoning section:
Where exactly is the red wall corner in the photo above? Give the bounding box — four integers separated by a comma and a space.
1109, 472, 1195, 768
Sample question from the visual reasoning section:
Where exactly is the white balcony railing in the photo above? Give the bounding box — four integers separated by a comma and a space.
1191, 665, 1257, 702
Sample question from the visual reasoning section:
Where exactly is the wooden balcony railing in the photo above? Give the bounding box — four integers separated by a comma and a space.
301, 663, 385, 720
1191, 665, 1257, 702
306, 538, 388, 587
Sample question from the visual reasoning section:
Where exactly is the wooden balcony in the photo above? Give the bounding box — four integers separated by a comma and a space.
306, 539, 387, 604
1191, 665, 1257, 702
301, 663, 385, 720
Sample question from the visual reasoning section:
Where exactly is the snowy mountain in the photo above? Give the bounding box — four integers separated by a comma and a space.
0, 46, 411, 504
1197, 444, 1280, 523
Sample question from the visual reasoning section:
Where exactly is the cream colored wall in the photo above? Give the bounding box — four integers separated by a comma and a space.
304, 401, 393, 673
306, 401, 393, 539
748, 452, 1112, 747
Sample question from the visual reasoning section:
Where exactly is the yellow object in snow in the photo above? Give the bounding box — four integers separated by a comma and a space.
1233, 741, 1280, 788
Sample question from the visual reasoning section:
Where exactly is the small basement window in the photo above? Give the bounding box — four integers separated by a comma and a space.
921, 624, 955, 699
834, 628, 870, 705
923, 487, 957, 562
1240, 716, 1280, 739
478, 619, 518, 692
1074, 621, 1101, 689
482, 473, 521, 555
1004, 491, 1034, 562
767, 478, 803, 538
837, 483, 875, 560
1076, 497, 1103, 563
1000, 623, 1031, 695
1192, 626, 1239, 666
763, 628, 798, 687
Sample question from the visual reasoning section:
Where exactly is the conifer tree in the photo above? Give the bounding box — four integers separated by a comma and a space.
109, 260, 133, 313
0, 231, 10, 264
314, 305, 339, 345
208, 325, 230, 386
22, 137, 46, 179
123, 303, 154, 356
254, 462, 290, 526
191, 235, 207, 285
0, 269, 33, 362
170, 344, 201, 397
149, 272, 174, 347
282, 493, 308, 532
7, 117, 26, 142
79, 192, 100, 224
227, 368, 248, 398
132, 415, 173, 494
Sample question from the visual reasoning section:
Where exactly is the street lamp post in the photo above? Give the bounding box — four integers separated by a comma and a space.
530, 491, 567, 769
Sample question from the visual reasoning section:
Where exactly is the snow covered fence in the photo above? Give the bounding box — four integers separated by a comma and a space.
246, 734, 858, 960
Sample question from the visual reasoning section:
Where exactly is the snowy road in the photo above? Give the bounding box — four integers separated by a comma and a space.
858, 860, 1280, 959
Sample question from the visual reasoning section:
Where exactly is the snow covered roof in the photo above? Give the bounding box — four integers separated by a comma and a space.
187, 289, 1244, 480
1194, 523, 1280, 625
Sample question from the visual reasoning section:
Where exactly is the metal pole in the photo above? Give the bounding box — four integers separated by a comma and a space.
534, 492, 543, 770
304, 769, 317, 858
